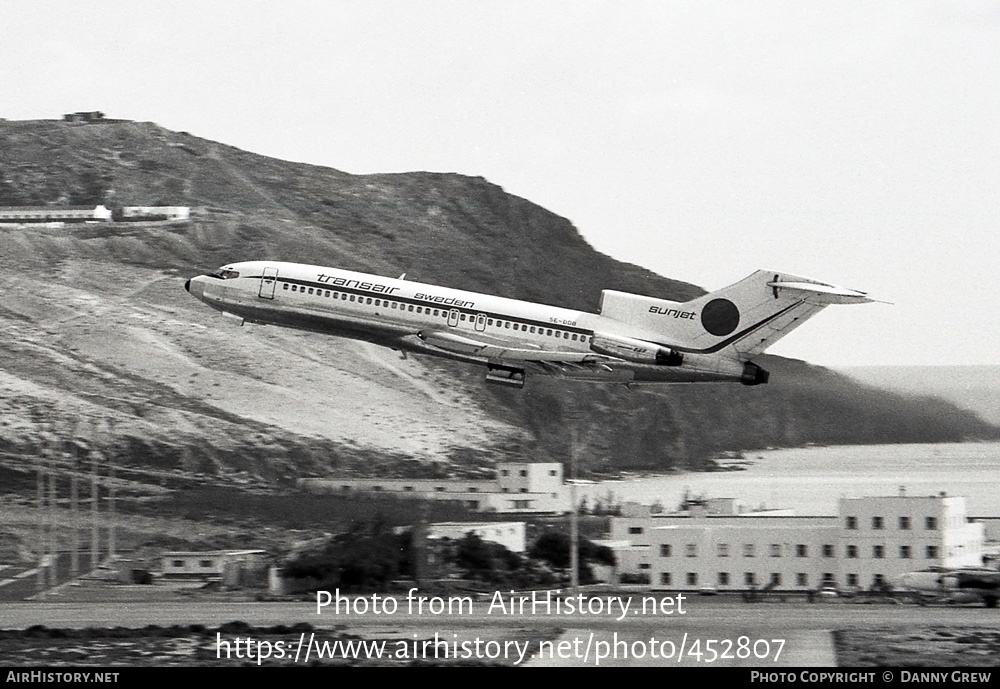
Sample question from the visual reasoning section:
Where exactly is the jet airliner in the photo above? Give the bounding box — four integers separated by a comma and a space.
185, 262, 872, 388
901, 567, 1000, 608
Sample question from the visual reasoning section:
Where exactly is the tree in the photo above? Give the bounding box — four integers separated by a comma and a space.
529, 530, 616, 584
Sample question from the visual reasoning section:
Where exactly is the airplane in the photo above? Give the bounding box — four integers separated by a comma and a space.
184, 261, 873, 388
900, 567, 1000, 608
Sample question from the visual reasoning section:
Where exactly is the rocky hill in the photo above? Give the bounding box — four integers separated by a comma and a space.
1, 118, 996, 489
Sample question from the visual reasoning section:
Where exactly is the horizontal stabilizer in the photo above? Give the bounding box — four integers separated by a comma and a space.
766, 279, 873, 304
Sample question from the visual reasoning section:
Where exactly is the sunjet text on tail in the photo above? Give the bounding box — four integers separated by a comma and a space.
185, 263, 872, 388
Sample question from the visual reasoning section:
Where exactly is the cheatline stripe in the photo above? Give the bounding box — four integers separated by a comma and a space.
673, 301, 804, 354
247, 274, 594, 336
241, 275, 803, 356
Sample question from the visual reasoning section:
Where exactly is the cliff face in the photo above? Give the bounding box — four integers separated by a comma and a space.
1, 119, 995, 484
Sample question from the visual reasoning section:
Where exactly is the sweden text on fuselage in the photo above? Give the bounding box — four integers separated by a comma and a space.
184, 261, 873, 389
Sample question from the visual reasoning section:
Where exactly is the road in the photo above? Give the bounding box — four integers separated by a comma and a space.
1, 595, 995, 667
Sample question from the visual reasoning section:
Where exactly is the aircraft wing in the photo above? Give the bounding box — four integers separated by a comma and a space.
415, 329, 605, 364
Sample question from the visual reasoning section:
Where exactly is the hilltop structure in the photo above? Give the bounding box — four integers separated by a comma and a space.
0, 205, 112, 223
0, 205, 189, 223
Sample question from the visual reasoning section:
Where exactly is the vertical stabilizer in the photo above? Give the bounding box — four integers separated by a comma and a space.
599, 270, 872, 360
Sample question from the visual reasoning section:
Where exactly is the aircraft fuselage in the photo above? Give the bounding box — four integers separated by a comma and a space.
185, 260, 870, 388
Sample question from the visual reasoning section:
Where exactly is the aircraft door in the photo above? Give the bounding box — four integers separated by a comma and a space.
475, 313, 487, 332
447, 309, 460, 327
259, 267, 278, 299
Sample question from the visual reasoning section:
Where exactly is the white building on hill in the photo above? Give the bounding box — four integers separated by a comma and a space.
300, 462, 568, 514
119, 206, 190, 221
0, 205, 112, 222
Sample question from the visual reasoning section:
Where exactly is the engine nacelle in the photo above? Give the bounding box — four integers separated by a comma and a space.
590, 333, 683, 366
741, 362, 770, 386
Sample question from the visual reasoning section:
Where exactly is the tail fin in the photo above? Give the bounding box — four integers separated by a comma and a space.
599, 270, 872, 360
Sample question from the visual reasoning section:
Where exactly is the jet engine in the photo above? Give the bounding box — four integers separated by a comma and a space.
590, 333, 683, 366
741, 362, 770, 386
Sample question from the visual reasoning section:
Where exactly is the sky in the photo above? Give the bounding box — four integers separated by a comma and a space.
2, 0, 998, 367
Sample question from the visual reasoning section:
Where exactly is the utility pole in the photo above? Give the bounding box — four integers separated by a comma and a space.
108, 455, 116, 563
36, 443, 46, 597
70, 441, 80, 578
47, 451, 57, 588
565, 402, 584, 595
103, 419, 117, 565
570, 449, 579, 594
90, 450, 100, 571
413, 501, 430, 588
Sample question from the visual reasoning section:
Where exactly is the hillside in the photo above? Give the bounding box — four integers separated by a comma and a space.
1, 118, 997, 489
839, 366, 1000, 426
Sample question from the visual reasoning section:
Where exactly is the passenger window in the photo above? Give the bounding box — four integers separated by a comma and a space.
282, 284, 289, 290
460, 314, 466, 321
529, 326, 535, 333
546, 329, 552, 336
488, 319, 494, 326
308, 288, 314, 294
325, 291, 331, 297
366, 298, 372, 304
350, 295, 355, 302
408, 305, 414, 312
571, 334, 577, 341
416, 307, 422, 313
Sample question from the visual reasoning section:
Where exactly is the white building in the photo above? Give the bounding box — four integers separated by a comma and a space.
161, 549, 268, 585
0, 205, 112, 222
421, 521, 527, 553
119, 206, 190, 221
609, 493, 985, 592
300, 462, 568, 514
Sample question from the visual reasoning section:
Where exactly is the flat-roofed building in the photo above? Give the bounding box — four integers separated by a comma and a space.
300, 462, 568, 514
0, 205, 112, 222
422, 521, 527, 553
161, 549, 268, 586
119, 206, 190, 221
610, 493, 985, 592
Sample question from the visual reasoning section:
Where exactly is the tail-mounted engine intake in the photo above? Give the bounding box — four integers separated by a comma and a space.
591, 333, 683, 366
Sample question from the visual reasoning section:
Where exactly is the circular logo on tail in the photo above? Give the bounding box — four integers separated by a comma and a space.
701, 298, 740, 336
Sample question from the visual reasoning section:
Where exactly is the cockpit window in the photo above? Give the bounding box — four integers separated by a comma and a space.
208, 269, 241, 280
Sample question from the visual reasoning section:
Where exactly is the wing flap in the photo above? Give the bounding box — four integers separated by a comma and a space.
417, 329, 602, 363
